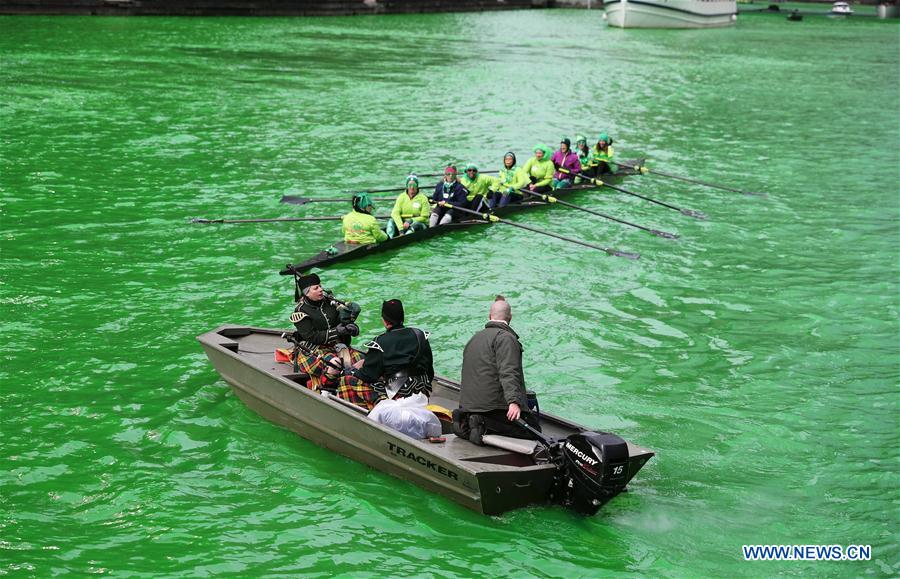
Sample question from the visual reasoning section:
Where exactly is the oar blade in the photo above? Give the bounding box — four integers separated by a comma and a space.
280, 195, 312, 205
681, 209, 707, 220
609, 248, 641, 260
651, 229, 679, 240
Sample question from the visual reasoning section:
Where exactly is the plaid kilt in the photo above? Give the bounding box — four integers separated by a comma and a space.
337, 374, 432, 412
337, 375, 383, 411
295, 346, 362, 392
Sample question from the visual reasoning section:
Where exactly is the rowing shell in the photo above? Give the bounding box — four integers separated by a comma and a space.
279, 160, 643, 275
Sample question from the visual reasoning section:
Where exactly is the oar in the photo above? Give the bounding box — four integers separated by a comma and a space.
447, 204, 639, 260
417, 169, 498, 178
281, 170, 502, 204
516, 188, 678, 239
560, 168, 706, 220
281, 182, 440, 206
281, 195, 397, 205
618, 161, 768, 197
191, 215, 389, 224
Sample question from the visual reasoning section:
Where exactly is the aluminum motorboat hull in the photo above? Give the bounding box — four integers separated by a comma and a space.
198, 325, 654, 516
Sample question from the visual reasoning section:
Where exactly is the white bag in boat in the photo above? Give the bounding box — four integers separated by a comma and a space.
368, 393, 441, 439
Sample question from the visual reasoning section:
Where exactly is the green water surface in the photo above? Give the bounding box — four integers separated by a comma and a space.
1, 8, 898, 577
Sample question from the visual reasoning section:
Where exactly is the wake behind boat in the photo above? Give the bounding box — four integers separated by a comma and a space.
198, 326, 654, 516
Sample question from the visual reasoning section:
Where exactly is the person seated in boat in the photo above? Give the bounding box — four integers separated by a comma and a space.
343, 192, 388, 246
288, 273, 363, 393
339, 299, 434, 410
574, 134, 591, 184
429, 165, 468, 227
452, 295, 540, 445
521, 144, 554, 195
488, 152, 526, 209
583, 133, 618, 178
387, 174, 430, 239
551, 137, 582, 190
459, 163, 495, 212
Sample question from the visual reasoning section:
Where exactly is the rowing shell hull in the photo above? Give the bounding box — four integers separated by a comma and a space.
197, 325, 654, 516
605, 0, 737, 28
282, 160, 643, 275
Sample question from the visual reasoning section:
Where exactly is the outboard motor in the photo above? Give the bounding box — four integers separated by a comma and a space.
551, 431, 630, 515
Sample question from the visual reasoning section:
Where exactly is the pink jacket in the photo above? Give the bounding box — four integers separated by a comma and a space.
551, 149, 582, 181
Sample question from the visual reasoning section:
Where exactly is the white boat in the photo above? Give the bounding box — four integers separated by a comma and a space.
829, 1, 854, 14
604, 0, 737, 28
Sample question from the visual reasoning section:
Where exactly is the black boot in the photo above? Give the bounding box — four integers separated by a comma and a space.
468, 414, 485, 446
452, 409, 470, 440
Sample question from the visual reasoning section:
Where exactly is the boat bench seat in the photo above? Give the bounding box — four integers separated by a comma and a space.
482, 435, 541, 456
436, 434, 543, 468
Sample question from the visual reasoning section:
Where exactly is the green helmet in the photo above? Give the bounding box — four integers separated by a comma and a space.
598, 132, 610, 143
575, 134, 587, 146
352, 192, 374, 212
405, 174, 419, 190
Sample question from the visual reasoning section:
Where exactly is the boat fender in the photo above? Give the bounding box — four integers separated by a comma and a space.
364, 340, 384, 352
290, 311, 307, 323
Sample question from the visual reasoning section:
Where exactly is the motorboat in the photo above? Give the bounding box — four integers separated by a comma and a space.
197, 325, 654, 516
604, 0, 737, 28
830, 1, 854, 14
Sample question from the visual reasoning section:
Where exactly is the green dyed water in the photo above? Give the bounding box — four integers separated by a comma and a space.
1, 8, 898, 577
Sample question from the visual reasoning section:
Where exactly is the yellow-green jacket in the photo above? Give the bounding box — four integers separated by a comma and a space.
343, 210, 388, 245
390, 192, 431, 228
491, 166, 527, 194
588, 145, 617, 173
459, 174, 495, 201
521, 155, 555, 188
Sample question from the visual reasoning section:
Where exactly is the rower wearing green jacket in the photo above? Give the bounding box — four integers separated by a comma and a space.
521, 144, 554, 194
459, 163, 495, 211
489, 152, 526, 208
387, 174, 430, 239
574, 134, 591, 184
343, 192, 388, 245
584, 133, 618, 177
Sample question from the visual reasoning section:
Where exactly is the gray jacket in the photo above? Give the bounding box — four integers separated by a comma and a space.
459, 321, 527, 413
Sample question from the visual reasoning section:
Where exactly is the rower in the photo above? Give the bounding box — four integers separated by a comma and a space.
288, 273, 362, 392
453, 295, 540, 445
521, 144, 554, 194
339, 299, 435, 410
489, 152, 526, 209
387, 174, 430, 239
551, 137, 582, 190
583, 133, 618, 178
574, 134, 591, 184
343, 192, 388, 245
459, 163, 495, 212
429, 165, 468, 227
